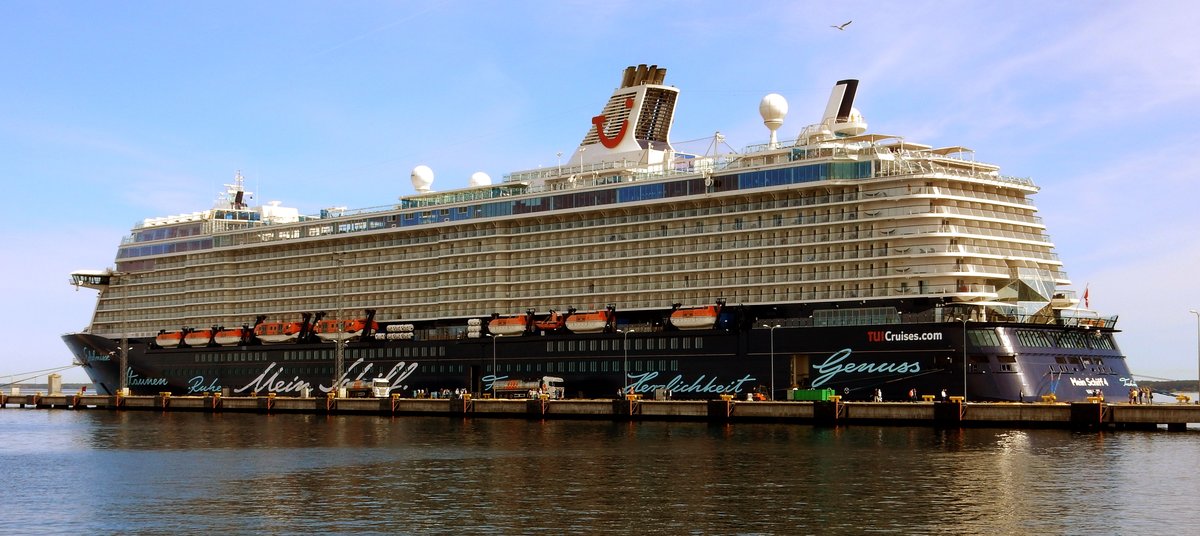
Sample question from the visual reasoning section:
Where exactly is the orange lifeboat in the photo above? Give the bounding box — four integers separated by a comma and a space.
184, 328, 214, 347
155, 330, 183, 348
213, 327, 249, 346
314, 318, 379, 342
566, 306, 615, 333
669, 304, 722, 330
533, 310, 566, 332
254, 321, 303, 344
488, 315, 529, 336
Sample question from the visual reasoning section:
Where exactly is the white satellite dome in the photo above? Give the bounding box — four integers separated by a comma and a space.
831, 107, 867, 136
759, 93, 789, 147
411, 165, 434, 193
469, 171, 492, 187
759, 93, 788, 125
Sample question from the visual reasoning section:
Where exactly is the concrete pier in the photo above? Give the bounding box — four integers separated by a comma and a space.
3, 393, 1199, 430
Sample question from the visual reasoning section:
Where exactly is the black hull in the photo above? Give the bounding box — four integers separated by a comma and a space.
63, 322, 1135, 402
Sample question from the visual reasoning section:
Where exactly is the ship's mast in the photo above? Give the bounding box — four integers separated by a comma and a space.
217, 170, 253, 210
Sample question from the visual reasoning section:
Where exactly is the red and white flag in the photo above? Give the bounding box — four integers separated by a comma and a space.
1083, 286, 1090, 308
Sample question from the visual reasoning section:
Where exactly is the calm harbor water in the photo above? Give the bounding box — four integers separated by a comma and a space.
3, 410, 1199, 535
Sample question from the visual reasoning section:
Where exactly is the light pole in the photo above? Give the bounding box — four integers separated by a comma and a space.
333, 251, 345, 396
961, 315, 968, 401
618, 329, 634, 396
110, 271, 143, 395
118, 274, 130, 394
488, 333, 502, 398
763, 324, 780, 400
1190, 310, 1199, 402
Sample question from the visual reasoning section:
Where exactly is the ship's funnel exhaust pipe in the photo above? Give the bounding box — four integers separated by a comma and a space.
823, 79, 859, 124
619, 64, 667, 88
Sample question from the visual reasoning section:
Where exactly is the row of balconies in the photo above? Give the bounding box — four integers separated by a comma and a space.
94, 277, 1007, 339
136, 224, 1055, 289
111, 233, 1066, 303
100, 259, 1021, 318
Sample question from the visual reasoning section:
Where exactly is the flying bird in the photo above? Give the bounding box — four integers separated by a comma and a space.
831, 20, 852, 30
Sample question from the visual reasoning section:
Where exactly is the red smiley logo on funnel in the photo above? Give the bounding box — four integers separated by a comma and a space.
591, 97, 635, 149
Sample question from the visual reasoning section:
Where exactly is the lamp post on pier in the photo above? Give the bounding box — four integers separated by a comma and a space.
1190, 310, 1199, 403
487, 333, 502, 398
618, 329, 634, 396
961, 315, 968, 401
111, 271, 142, 395
119, 276, 130, 395
332, 251, 345, 397
763, 324, 780, 400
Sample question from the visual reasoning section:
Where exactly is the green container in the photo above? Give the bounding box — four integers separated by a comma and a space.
791, 388, 835, 401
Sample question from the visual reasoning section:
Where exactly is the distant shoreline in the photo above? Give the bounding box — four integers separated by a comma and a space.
1139, 380, 1200, 393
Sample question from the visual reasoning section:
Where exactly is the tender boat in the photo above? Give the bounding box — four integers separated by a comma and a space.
566, 306, 616, 333
183, 328, 213, 347
669, 301, 724, 330
155, 330, 183, 348
213, 327, 250, 346
253, 321, 303, 344
488, 314, 529, 336
313, 318, 378, 342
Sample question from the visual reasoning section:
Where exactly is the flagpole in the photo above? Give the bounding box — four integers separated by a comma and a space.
1071, 283, 1090, 310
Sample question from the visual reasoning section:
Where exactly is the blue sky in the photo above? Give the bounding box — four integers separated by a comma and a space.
2, 1, 1199, 385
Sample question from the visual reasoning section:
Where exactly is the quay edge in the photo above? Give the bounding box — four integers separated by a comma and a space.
3, 393, 1198, 431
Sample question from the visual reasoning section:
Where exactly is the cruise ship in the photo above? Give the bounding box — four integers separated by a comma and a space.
63, 64, 1136, 401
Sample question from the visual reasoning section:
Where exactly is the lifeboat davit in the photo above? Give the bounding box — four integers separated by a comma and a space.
184, 328, 214, 347
488, 315, 529, 336
213, 327, 249, 346
155, 330, 183, 348
314, 318, 378, 342
254, 321, 303, 344
566, 306, 615, 333
669, 305, 721, 330
533, 310, 566, 332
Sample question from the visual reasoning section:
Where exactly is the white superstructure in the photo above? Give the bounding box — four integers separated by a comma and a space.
74, 65, 1079, 342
